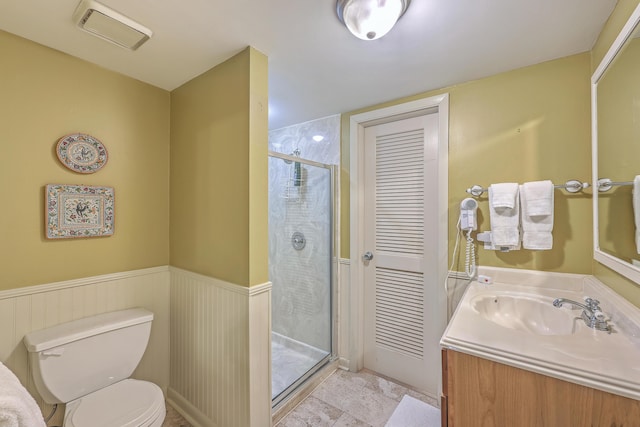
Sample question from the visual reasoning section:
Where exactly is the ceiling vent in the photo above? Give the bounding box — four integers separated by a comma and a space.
72, 0, 152, 50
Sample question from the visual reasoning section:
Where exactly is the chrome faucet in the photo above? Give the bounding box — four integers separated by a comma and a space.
552, 297, 611, 332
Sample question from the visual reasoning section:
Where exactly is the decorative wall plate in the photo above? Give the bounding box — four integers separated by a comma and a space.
46, 184, 115, 239
56, 133, 108, 174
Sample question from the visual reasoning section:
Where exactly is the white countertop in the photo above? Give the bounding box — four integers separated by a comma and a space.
440, 267, 640, 401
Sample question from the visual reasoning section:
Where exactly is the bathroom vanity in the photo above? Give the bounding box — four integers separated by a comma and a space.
440, 268, 640, 427
439, 4, 640, 425
441, 349, 640, 426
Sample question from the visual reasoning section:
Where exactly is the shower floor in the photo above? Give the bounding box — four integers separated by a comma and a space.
272, 332, 330, 400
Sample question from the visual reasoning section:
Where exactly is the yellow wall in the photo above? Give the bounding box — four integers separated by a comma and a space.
0, 30, 269, 291
248, 49, 269, 286
170, 47, 268, 287
592, 0, 640, 70
341, 53, 592, 274
594, 262, 640, 307
591, 0, 640, 306
0, 30, 170, 290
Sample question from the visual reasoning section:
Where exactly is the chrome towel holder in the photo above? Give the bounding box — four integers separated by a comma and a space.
465, 179, 589, 197
596, 178, 634, 192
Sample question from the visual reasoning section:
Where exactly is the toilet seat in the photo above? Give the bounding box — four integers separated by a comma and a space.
64, 379, 165, 427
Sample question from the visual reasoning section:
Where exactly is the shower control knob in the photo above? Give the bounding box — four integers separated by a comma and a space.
363, 251, 374, 261
291, 232, 306, 251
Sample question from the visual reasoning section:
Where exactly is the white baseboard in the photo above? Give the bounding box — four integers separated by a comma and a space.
167, 387, 213, 427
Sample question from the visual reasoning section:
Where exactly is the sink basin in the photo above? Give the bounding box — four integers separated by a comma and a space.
470, 294, 577, 335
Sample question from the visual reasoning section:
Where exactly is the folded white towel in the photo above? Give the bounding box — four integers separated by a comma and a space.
489, 184, 520, 248
522, 180, 554, 216
520, 183, 554, 250
488, 183, 519, 209
0, 362, 45, 427
633, 176, 640, 254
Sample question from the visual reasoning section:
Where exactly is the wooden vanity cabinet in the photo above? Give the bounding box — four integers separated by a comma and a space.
441, 348, 640, 427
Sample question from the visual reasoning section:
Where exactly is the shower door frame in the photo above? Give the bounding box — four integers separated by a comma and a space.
268, 151, 338, 408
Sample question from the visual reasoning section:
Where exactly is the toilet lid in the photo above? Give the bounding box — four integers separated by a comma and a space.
65, 379, 165, 427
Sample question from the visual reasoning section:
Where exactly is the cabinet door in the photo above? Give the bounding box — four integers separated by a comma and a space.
441, 348, 448, 427
446, 350, 640, 427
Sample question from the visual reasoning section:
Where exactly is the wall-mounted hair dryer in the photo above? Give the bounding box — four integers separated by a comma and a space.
460, 198, 478, 231
459, 198, 478, 278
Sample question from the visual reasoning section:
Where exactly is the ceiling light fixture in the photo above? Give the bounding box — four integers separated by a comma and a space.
72, 0, 152, 50
336, 0, 410, 41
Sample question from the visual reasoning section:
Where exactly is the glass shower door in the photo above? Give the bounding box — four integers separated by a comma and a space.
268, 152, 333, 406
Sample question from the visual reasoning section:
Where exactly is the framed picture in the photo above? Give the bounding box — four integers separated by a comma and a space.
46, 184, 114, 239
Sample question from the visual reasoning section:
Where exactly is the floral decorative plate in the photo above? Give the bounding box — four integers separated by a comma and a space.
56, 133, 108, 173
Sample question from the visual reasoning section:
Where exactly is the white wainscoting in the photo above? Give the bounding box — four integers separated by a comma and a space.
168, 267, 272, 427
0, 266, 171, 425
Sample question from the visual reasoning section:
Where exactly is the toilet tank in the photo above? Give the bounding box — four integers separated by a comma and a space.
23, 308, 154, 404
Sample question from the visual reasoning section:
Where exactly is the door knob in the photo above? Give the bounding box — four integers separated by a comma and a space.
363, 251, 374, 261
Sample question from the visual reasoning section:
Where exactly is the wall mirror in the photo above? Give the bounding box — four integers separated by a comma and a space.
593, 3, 640, 284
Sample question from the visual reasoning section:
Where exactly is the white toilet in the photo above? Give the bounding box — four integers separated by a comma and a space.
23, 308, 166, 427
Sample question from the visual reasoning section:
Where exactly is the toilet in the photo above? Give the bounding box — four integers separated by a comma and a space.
23, 308, 166, 427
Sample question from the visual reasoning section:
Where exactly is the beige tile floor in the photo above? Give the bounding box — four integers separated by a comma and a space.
162, 402, 192, 427
275, 369, 439, 427
162, 369, 438, 427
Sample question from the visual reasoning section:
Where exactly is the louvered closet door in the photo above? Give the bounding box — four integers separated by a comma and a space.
363, 113, 438, 394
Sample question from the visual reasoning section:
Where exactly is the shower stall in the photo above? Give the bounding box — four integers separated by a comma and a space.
268, 150, 335, 406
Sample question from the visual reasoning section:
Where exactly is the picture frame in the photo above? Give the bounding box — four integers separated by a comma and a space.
46, 184, 115, 239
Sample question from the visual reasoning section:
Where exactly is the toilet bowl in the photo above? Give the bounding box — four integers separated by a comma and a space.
23, 308, 166, 427
63, 379, 165, 427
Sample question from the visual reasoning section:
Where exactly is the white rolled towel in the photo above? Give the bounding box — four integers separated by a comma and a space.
489, 183, 520, 248
520, 183, 554, 250
0, 362, 46, 427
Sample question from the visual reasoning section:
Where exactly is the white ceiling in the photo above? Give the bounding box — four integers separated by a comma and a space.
0, 0, 617, 130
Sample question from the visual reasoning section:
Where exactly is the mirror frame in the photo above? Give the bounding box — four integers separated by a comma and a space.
593, 2, 640, 285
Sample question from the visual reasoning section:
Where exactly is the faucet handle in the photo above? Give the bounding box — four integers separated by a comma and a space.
584, 297, 600, 308
594, 311, 606, 321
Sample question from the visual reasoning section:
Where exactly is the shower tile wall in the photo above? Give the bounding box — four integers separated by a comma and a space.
268, 115, 339, 353
269, 115, 340, 165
